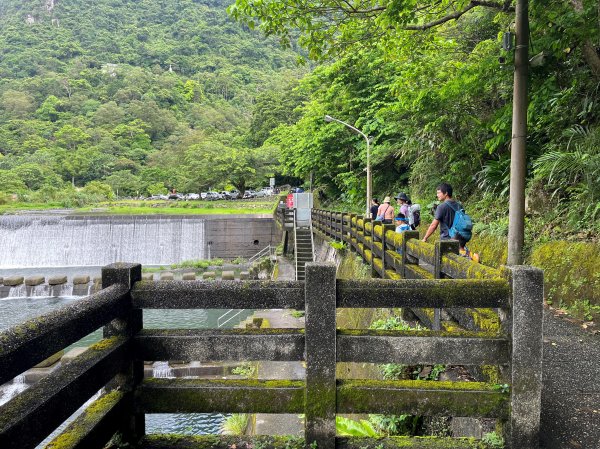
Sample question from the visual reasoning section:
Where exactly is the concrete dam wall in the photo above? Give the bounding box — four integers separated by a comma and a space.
0, 214, 275, 267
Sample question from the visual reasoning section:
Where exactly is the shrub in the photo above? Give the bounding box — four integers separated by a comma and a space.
221, 414, 249, 435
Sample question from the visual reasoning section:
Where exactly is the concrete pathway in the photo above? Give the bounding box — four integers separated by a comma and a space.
541, 308, 600, 448
275, 255, 297, 281
251, 256, 305, 436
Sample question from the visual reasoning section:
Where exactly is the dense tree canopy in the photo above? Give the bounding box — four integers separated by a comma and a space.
230, 0, 600, 235
0, 0, 307, 203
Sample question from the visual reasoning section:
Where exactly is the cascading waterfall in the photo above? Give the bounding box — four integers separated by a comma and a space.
152, 361, 175, 378
0, 215, 206, 267
1, 284, 88, 299
0, 374, 27, 407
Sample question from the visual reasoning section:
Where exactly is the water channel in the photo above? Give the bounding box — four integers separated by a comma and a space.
0, 294, 255, 444
0, 213, 272, 444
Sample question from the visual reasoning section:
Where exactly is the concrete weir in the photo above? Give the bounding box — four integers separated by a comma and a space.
0, 214, 276, 267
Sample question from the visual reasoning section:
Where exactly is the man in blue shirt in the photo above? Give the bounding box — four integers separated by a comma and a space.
422, 182, 467, 250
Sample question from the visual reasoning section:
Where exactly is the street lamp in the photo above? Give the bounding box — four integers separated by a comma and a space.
324, 115, 371, 217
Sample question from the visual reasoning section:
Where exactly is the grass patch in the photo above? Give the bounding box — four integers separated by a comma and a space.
1, 199, 277, 215
0, 202, 68, 214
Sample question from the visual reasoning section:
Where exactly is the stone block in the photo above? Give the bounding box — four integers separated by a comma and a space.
72, 275, 90, 284
160, 272, 174, 280
48, 275, 67, 285
239, 271, 250, 280
25, 276, 45, 286
182, 272, 196, 280
142, 273, 154, 280
203, 271, 216, 280
72, 284, 90, 296
221, 270, 235, 280
23, 365, 60, 383
4, 276, 24, 286
61, 347, 89, 364
34, 350, 64, 368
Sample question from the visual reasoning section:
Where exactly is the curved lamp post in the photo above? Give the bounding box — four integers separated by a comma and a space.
324, 115, 371, 217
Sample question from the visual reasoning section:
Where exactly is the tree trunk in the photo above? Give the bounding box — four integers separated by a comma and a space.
582, 40, 600, 78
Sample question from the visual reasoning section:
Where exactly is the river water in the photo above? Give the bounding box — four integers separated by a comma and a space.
0, 294, 255, 444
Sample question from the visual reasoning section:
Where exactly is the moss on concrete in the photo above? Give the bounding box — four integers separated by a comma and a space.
45, 390, 124, 449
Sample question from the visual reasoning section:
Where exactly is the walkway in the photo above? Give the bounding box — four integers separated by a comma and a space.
252, 255, 305, 436
541, 308, 600, 448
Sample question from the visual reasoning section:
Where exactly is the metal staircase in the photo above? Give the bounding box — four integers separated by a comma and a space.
294, 211, 314, 281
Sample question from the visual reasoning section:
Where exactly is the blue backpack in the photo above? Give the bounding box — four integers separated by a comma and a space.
448, 201, 473, 242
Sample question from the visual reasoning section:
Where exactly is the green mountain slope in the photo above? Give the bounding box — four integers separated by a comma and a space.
0, 0, 305, 200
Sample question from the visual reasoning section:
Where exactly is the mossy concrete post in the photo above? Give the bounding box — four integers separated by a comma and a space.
101, 262, 144, 442
381, 224, 395, 276
401, 231, 420, 278
433, 240, 459, 330
340, 213, 347, 245
304, 263, 337, 449
507, 266, 544, 449
349, 214, 357, 252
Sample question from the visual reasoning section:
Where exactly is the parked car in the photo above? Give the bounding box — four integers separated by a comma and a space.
205, 191, 222, 200
229, 190, 240, 199
148, 194, 169, 200
185, 193, 200, 200
254, 190, 268, 198
168, 193, 183, 200
220, 191, 233, 200
242, 190, 255, 199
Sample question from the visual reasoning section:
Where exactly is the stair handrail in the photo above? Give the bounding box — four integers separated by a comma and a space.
293, 208, 298, 280
248, 245, 273, 264
217, 308, 246, 328
309, 211, 315, 262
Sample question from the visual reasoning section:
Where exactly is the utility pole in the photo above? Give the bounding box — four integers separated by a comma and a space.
507, 0, 529, 265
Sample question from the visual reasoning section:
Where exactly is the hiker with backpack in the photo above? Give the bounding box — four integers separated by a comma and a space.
395, 192, 421, 230
422, 182, 473, 253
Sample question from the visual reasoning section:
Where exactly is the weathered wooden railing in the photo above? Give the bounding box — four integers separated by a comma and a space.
0, 260, 543, 449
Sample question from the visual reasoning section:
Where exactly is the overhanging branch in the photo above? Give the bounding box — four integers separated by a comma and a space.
404, 0, 514, 31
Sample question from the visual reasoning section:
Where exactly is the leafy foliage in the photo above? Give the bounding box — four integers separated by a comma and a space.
0, 0, 305, 202
335, 416, 378, 437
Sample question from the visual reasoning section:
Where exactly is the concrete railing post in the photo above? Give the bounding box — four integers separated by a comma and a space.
101, 262, 143, 442
381, 224, 395, 276
433, 240, 459, 330
340, 213, 346, 245
349, 214, 357, 252
305, 263, 337, 449
506, 266, 544, 449
401, 231, 420, 278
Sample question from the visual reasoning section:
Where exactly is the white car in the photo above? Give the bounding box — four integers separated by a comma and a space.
186, 193, 200, 200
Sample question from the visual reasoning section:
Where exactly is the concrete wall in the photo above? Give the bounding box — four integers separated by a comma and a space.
205, 216, 276, 259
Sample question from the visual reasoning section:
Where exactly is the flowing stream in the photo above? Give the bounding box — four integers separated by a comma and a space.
0, 295, 254, 442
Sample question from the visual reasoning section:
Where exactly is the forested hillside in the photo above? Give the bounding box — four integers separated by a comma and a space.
235, 0, 600, 239
0, 0, 306, 203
